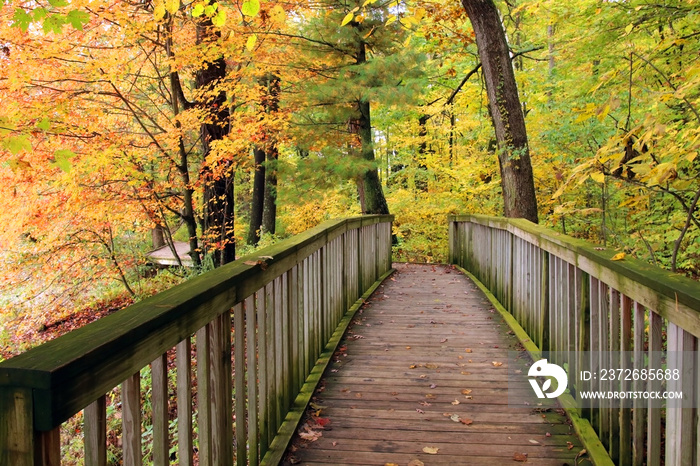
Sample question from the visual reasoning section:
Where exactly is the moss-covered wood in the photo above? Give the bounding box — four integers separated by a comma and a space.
449, 214, 700, 466
0, 214, 393, 443
449, 214, 700, 337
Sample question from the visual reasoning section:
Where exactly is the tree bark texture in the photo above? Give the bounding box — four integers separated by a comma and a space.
166, 21, 201, 266
197, 19, 236, 266
260, 74, 280, 236
355, 42, 390, 215
262, 147, 278, 235
358, 99, 390, 215
247, 147, 265, 245
461, 0, 539, 223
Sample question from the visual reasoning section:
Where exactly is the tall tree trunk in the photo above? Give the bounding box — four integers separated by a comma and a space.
260, 74, 281, 236
355, 42, 390, 215
197, 19, 235, 266
262, 146, 278, 235
247, 147, 265, 245
461, 0, 539, 223
166, 18, 201, 266
416, 114, 430, 192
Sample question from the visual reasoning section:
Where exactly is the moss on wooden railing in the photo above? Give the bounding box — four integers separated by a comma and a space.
0, 215, 394, 465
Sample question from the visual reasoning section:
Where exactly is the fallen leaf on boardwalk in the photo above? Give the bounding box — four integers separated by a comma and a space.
450, 414, 461, 422
406, 346, 412, 350
423, 447, 439, 454
461, 371, 471, 375
451, 399, 460, 405
420, 401, 432, 406
464, 395, 473, 400
315, 417, 331, 427
461, 389, 472, 395
408, 461, 424, 466
425, 363, 439, 369
298, 429, 322, 441
355, 393, 362, 398
465, 348, 472, 353
611, 252, 626, 261
513, 452, 528, 462
409, 364, 418, 369
460, 418, 473, 425
528, 439, 540, 445
332, 441, 338, 447
384, 463, 399, 466
430, 383, 437, 389
545, 432, 551, 437
441, 338, 448, 343
416, 408, 425, 414
425, 393, 435, 399
492, 361, 503, 367
575, 449, 588, 460
567, 441, 574, 450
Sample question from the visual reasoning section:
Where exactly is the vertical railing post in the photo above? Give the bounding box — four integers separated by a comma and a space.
0, 388, 35, 466
1, 387, 35, 466
85, 396, 107, 466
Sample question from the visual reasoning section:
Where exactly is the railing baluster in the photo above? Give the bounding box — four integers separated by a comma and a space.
84, 396, 106, 466
245, 294, 259, 465
264, 281, 276, 446
176, 338, 192, 466
619, 295, 633, 466
122, 372, 142, 466
646, 310, 662, 466
234, 302, 246, 466
36, 427, 60, 466
632, 302, 646, 466
256, 287, 268, 459
196, 324, 211, 466
608, 288, 621, 463
151, 353, 169, 466
666, 323, 696, 466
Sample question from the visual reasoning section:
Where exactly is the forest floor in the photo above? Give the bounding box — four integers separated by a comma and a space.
0, 295, 133, 360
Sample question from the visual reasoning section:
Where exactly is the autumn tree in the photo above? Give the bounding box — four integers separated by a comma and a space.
287, 0, 423, 215
461, 0, 539, 223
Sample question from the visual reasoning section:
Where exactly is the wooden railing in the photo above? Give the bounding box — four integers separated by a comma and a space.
449, 214, 700, 466
0, 215, 393, 465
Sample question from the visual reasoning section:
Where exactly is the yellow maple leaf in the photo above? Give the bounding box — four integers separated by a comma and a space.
611, 252, 626, 261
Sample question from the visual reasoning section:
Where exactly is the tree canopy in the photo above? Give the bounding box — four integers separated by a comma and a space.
1, 0, 699, 344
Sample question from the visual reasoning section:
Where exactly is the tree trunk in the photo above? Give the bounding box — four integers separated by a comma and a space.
247, 147, 265, 245
262, 146, 278, 235
260, 74, 280, 236
461, 0, 539, 223
166, 19, 201, 266
355, 42, 390, 215
197, 19, 235, 266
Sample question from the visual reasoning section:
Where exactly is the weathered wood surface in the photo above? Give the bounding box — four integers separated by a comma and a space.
450, 215, 700, 466
287, 264, 584, 465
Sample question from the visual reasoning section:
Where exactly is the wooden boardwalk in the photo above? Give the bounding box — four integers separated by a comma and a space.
285, 263, 585, 465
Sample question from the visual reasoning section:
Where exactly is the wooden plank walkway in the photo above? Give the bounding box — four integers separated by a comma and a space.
284, 263, 585, 466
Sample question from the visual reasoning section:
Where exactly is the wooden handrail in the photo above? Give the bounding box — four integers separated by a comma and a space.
449, 214, 700, 466
0, 215, 394, 465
